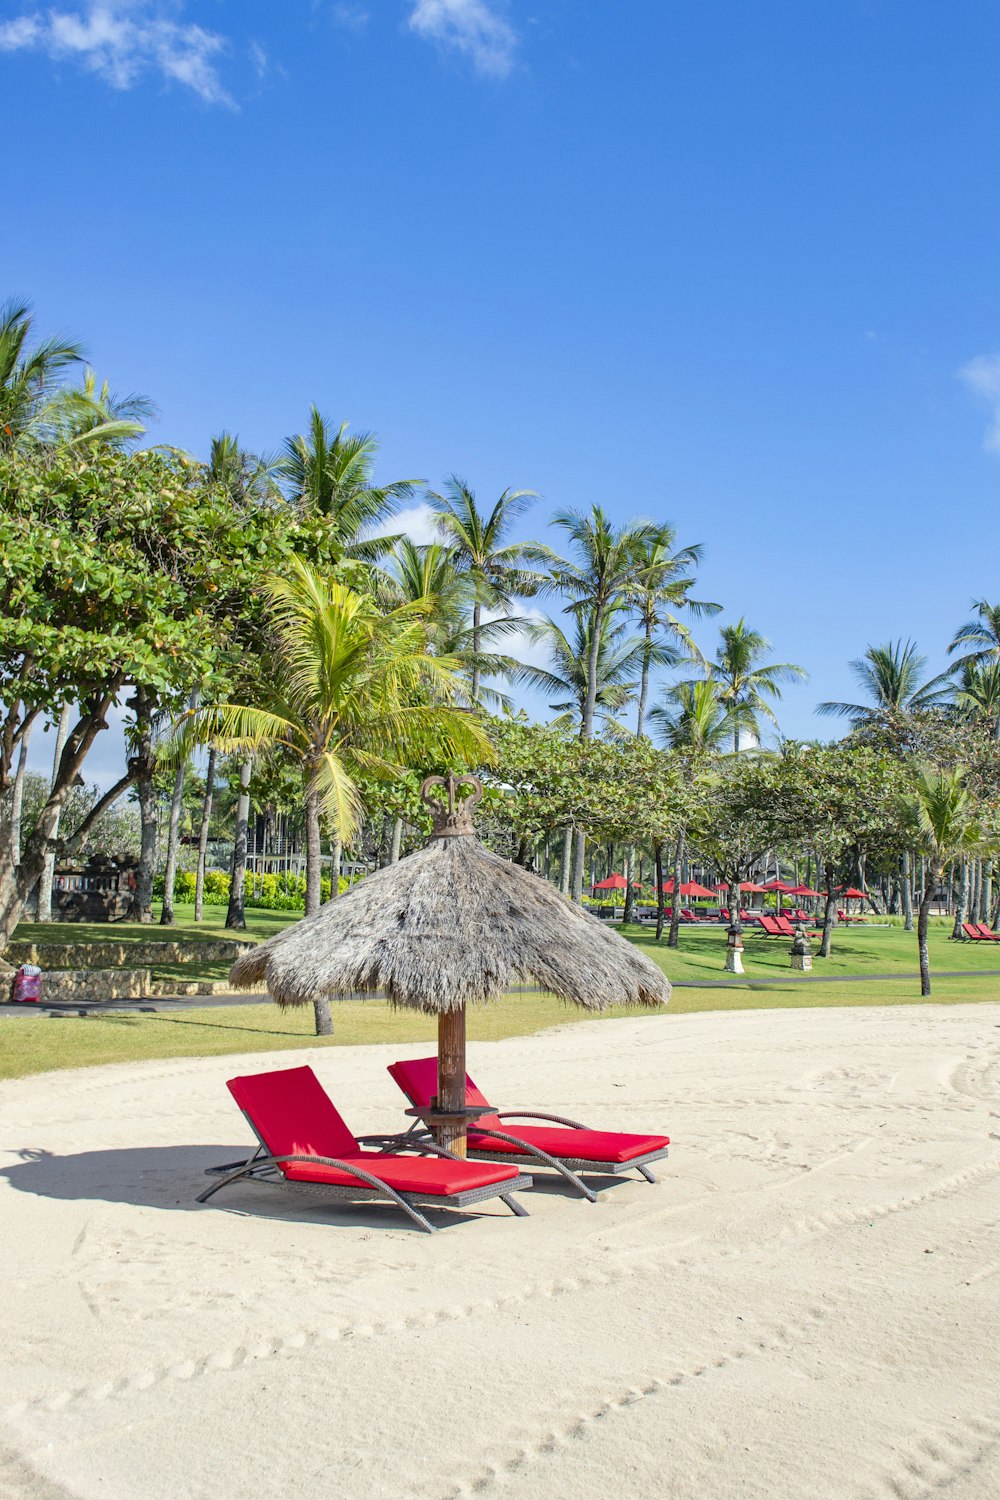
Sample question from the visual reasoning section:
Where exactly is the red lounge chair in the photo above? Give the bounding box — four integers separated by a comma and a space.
962, 922, 998, 942
199, 1065, 532, 1233
387, 1056, 669, 1204
757, 915, 786, 936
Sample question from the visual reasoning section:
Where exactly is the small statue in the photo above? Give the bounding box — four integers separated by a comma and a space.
790, 923, 813, 971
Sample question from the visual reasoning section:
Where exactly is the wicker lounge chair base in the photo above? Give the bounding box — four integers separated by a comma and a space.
201, 1066, 533, 1233
388, 1059, 670, 1203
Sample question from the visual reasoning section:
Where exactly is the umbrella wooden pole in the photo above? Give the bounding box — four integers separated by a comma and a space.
436, 1006, 468, 1157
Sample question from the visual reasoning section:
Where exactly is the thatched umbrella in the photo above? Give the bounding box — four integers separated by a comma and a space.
230, 774, 670, 1155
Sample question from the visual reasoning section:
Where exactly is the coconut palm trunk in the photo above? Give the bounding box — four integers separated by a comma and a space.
304, 781, 323, 918
225, 759, 251, 930
330, 838, 342, 899
126, 693, 158, 923
159, 755, 186, 926
917, 861, 940, 997
654, 841, 666, 940
559, 826, 572, 895
623, 846, 636, 923
390, 817, 403, 864
193, 746, 217, 922
951, 859, 969, 940
901, 851, 914, 931
470, 601, 482, 703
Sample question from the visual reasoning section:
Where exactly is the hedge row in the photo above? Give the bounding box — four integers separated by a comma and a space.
155, 870, 355, 910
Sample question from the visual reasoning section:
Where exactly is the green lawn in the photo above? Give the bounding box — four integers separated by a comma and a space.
3, 907, 999, 1084
11, 903, 292, 948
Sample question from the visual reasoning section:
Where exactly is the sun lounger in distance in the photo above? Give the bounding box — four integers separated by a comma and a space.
962, 922, 1000, 942
199, 1065, 532, 1233
387, 1056, 669, 1204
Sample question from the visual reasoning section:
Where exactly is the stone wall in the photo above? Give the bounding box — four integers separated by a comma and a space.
9, 969, 154, 1002
7, 939, 252, 969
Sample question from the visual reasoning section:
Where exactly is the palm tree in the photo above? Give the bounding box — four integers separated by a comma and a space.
948, 601, 1000, 739
187, 558, 491, 1030
280, 407, 419, 558
908, 767, 982, 996
708, 619, 806, 753
387, 539, 524, 707
429, 478, 549, 702
45, 368, 156, 450
518, 612, 648, 738
628, 529, 721, 736
0, 298, 84, 449
817, 640, 942, 724
952, 659, 1000, 734
550, 507, 660, 744
208, 431, 281, 508
650, 679, 730, 754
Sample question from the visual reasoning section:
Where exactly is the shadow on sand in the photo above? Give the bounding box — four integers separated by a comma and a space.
2, 1142, 615, 1231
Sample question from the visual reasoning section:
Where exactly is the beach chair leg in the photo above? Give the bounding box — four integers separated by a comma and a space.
500, 1193, 529, 1217
636, 1164, 657, 1183
473, 1127, 599, 1203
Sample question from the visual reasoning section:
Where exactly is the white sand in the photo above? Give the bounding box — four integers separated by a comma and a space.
1, 1003, 999, 1500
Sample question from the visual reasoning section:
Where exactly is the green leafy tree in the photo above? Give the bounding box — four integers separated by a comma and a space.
948, 601, 1000, 739
0, 445, 306, 954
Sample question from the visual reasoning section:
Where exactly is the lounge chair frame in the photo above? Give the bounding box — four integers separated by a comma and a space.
200, 1113, 532, 1233
400, 1107, 665, 1204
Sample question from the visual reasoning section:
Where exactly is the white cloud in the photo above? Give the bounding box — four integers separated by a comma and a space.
408, 0, 516, 77
960, 353, 1000, 453
372, 501, 442, 545
0, 3, 232, 105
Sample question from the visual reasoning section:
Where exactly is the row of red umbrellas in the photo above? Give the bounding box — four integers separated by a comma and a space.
593, 874, 866, 900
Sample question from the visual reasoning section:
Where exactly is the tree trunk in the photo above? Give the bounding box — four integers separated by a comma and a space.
667, 830, 684, 949
389, 816, 403, 864
159, 758, 187, 926
581, 605, 601, 741
194, 746, 217, 922
225, 759, 251, 930
819, 889, 837, 959
559, 826, 572, 896
654, 841, 666, 940
10, 723, 31, 867
329, 838, 342, 899
636, 620, 652, 737
951, 859, 969, 940
0, 689, 131, 955
304, 782, 323, 919
35, 702, 73, 923
571, 827, 586, 904
125, 694, 158, 923
982, 860, 993, 925
470, 601, 482, 704
623, 846, 636, 924
901, 850, 914, 931
917, 862, 939, 997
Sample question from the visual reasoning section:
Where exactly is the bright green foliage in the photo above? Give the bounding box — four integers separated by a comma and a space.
187, 556, 493, 843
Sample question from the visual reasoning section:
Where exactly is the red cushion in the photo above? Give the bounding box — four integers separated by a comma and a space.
227, 1066, 359, 1160
281, 1152, 520, 1195
387, 1056, 503, 1129
468, 1125, 669, 1163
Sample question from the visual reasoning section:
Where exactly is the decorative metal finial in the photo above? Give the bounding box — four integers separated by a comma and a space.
421, 773, 483, 838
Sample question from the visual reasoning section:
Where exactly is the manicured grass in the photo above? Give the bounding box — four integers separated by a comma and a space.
3, 907, 999, 1084
11, 903, 292, 948
3, 972, 1000, 1084
619, 919, 1000, 983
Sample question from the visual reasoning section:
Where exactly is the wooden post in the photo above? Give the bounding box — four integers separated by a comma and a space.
436, 1007, 468, 1157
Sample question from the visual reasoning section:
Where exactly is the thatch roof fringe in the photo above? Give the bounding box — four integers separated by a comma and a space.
229, 835, 670, 1014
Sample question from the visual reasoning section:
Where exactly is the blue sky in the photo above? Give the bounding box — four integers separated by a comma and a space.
4, 0, 1000, 784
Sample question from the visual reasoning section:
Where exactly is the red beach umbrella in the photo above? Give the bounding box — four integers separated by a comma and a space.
662, 880, 717, 899
591, 873, 638, 891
